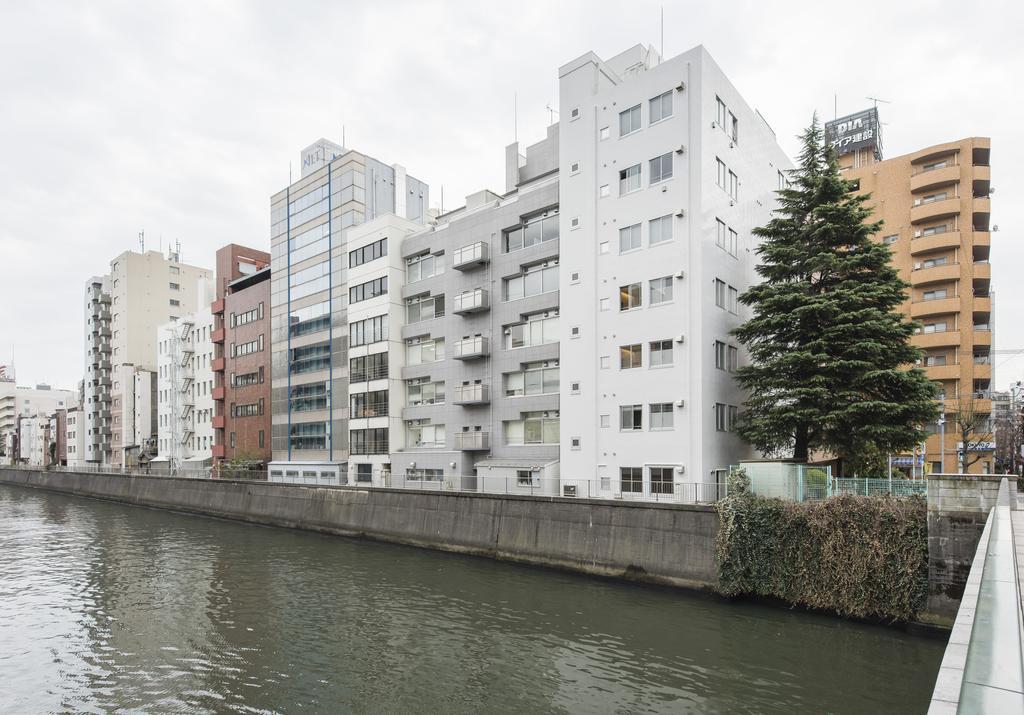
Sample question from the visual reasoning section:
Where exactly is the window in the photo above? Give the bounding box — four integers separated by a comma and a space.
600, 126, 610, 140
350, 428, 388, 455
619, 224, 641, 253
169, 282, 180, 291
921, 257, 948, 269
778, 170, 788, 190
289, 301, 330, 337
406, 337, 444, 365
505, 360, 559, 397
620, 404, 643, 431
350, 352, 388, 382
715, 279, 727, 308
502, 210, 559, 253
290, 421, 328, 451
729, 111, 738, 142
570, 161, 580, 173
728, 345, 739, 372
233, 335, 264, 357
233, 402, 262, 418
650, 153, 673, 183
600, 414, 610, 428
290, 382, 328, 412
728, 171, 739, 201
620, 344, 642, 369
517, 470, 538, 487
881, 234, 898, 245
233, 303, 264, 327
407, 252, 442, 282
407, 468, 443, 481
169, 299, 180, 307
406, 294, 444, 323
922, 289, 948, 301
349, 276, 388, 304
650, 340, 673, 367
619, 104, 641, 136
649, 276, 673, 305
922, 322, 947, 334
504, 411, 559, 445
407, 377, 445, 406
649, 91, 673, 123
922, 225, 948, 237
729, 286, 738, 313
349, 238, 387, 268
504, 261, 559, 300
925, 355, 948, 367
650, 466, 674, 494
621, 467, 643, 493
649, 215, 673, 245
506, 312, 559, 349
715, 403, 728, 432
715, 340, 727, 370
620, 283, 642, 311
406, 420, 446, 448
351, 390, 388, 418
716, 96, 727, 127
169, 266, 179, 275
599, 184, 610, 198
619, 164, 641, 194
349, 315, 387, 347
650, 403, 674, 431
234, 370, 261, 387
729, 405, 739, 431
716, 158, 727, 189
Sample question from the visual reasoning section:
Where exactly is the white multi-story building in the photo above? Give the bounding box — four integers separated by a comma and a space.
66, 406, 86, 466
557, 44, 792, 499
156, 277, 216, 469
84, 249, 212, 466
0, 381, 76, 464
18, 416, 50, 466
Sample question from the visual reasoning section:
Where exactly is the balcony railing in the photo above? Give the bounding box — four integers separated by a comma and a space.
453, 384, 490, 405
452, 242, 490, 270
454, 431, 490, 451
974, 356, 992, 365
453, 289, 490, 314
974, 324, 991, 331
453, 336, 489, 360
912, 161, 957, 176
351, 364, 389, 382
351, 441, 390, 455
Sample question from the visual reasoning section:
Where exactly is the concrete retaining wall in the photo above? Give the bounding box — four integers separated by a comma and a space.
0, 468, 719, 591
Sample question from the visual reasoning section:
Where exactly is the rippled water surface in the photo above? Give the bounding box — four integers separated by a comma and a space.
0, 484, 943, 713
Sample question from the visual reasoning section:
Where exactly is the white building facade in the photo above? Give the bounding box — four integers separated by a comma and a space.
0, 381, 76, 464
66, 406, 86, 466
557, 44, 792, 500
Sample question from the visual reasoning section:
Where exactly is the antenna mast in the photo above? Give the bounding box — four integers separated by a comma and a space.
139, 229, 145, 253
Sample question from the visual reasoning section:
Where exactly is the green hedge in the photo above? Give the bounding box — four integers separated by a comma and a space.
716, 483, 928, 622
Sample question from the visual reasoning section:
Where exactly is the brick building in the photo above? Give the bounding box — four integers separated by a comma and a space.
212, 244, 271, 473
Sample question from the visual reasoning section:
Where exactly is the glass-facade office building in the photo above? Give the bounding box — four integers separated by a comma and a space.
269, 139, 428, 474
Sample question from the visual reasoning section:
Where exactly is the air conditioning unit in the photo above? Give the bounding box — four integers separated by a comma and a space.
676, 81, 686, 92
563, 485, 577, 498
675, 399, 685, 408
675, 144, 686, 154
675, 270, 686, 279
675, 335, 685, 343
675, 208, 686, 218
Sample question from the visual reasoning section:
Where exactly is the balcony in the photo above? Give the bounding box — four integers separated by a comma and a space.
912, 330, 960, 349
974, 362, 993, 379
212, 444, 226, 459
212, 415, 226, 429
972, 327, 992, 346
211, 298, 225, 315
910, 164, 960, 193
211, 328, 225, 344
454, 431, 490, 451
212, 386, 226, 400
910, 262, 959, 286
911, 296, 960, 319
452, 336, 489, 360
453, 288, 489, 315
910, 230, 960, 256
973, 296, 992, 314
452, 242, 490, 270
910, 197, 961, 225
973, 261, 991, 282
211, 357, 226, 372
923, 363, 960, 381
452, 384, 490, 405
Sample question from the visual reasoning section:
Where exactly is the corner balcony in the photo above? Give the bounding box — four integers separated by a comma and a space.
453, 288, 489, 315
211, 357, 226, 372
973, 262, 991, 282
212, 415, 225, 429
910, 164, 960, 193
452, 241, 490, 270
211, 298, 225, 315
910, 197, 961, 225
212, 444, 226, 459
452, 384, 490, 405
454, 431, 490, 451
910, 263, 960, 286
911, 296, 960, 319
973, 296, 992, 314
452, 336, 489, 360
912, 330, 961, 349
212, 386, 226, 400
924, 363, 960, 381
972, 327, 992, 346
211, 328, 225, 344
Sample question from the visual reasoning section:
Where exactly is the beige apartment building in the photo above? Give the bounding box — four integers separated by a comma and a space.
828, 110, 993, 473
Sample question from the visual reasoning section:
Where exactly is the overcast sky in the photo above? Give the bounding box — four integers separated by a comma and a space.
1, 0, 1021, 392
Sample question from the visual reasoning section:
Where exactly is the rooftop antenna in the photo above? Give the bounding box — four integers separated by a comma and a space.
138, 229, 145, 253
866, 96, 891, 109
342, 124, 346, 148
545, 104, 559, 124
440, 185, 444, 214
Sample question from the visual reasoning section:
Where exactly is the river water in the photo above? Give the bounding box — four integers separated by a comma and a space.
0, 484, 943, 714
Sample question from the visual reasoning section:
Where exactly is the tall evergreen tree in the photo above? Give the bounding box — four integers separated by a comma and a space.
732, 116, 937, 469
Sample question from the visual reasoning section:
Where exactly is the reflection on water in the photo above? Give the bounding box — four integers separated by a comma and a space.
0, 485, 943, 714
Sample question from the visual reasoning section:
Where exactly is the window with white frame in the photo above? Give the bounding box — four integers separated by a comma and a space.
715, 402, 728, 431
715, 279, 728, 309
502, 210, 559, 253
406, 252, 443, 282
620, 404, 643, 431
504, 260, 559, 301
728, 170, 739, 200
407, 419, 445, 448
619, 104, 641, 136
621, 467, 642, 493
620, 344, 642, 370
406, 336, 444, 365
650, 339, 673, 367
649, 153, 673, 183
716, 158, 727, 189
620, 283, 642, 311
649, 215, 673, 245
506, 311, 559, 349
649, 276, 673, 305
619, 164, 641, 194
619, 224, 641, 253
649, 91, 673, 123
650, 466, 674, 494
349, 315, 387, 347
650, 403, 674, 431
504, 411, 559, 445
729, 111, 738, 142
406, 377, 445, 406
505, 360, 559, 397
715, 340, 728, 370
406, 294, 444, 323
716, 96, 727, 127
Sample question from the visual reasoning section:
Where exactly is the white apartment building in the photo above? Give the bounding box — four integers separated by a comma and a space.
66, 406, 86, 466
84, 249, 212, 466
156, 277, 216, 468
18, 416, 50, 466
558, 44, 792, 500
0, 381, 75, 463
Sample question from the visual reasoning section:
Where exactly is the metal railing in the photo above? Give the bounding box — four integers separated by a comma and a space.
912, 161, 957, 176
